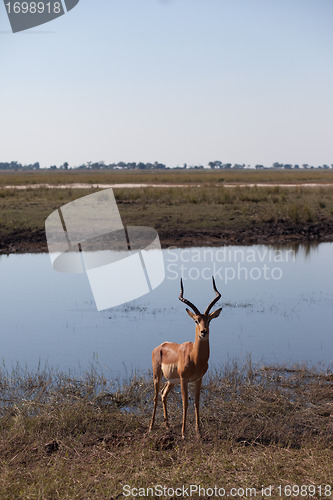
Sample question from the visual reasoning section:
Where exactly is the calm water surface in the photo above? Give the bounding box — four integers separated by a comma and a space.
0, 243, 332, 377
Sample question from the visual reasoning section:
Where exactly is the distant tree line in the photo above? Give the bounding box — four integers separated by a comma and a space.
0, 161, 40, 170
0, 160, 332, 171
76, 161, 168, 170
208, 161, 333, 170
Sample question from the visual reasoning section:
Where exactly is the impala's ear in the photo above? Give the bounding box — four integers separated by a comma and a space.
209, 308, 222, 320
186, 308, 196, 319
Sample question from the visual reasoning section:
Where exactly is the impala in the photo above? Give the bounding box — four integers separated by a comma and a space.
149, 277, 222, 438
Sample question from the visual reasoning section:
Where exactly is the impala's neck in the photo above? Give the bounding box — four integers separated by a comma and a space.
192, 326, 210, 364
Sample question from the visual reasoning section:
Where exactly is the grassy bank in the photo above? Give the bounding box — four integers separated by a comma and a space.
0, 361, 332, 499
1, 181, 333, 252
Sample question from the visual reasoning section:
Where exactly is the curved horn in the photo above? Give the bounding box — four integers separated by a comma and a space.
179, 279, 201, 315
204, 277, 221, 315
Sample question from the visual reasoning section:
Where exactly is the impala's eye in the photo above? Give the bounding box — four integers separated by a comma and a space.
195, 320, 199, 324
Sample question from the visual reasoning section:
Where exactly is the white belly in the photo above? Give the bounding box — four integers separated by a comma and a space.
161, 363, 180, 384
161, 363, 202, 385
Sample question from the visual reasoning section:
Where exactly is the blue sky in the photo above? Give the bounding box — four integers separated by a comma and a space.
1, 0, 332, 168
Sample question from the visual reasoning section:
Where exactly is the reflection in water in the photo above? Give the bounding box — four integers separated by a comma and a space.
0, 243, 332, 376
270, 241, 320, 259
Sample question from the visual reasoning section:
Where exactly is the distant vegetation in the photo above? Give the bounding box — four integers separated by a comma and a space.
0, 161, 41, 171
1, 160, 333, 171
1, 169, 333, 253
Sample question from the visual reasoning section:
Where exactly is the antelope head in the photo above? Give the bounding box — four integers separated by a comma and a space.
179, 277, 222, 340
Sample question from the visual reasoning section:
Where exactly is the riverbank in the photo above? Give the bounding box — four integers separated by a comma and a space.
0, 361, 332, 499
1, 187, 333, 254
2, 221, 333, 254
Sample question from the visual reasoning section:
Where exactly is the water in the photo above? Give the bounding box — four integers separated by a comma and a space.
0, 243, 332, 377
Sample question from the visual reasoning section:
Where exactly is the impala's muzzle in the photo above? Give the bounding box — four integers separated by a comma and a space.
200, 330, 208, 338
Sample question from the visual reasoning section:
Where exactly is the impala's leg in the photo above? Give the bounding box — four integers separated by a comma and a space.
149, 367, 161, 432
161, 382, 174, 429
180, 378, 188, 439
194, 378, 202, 438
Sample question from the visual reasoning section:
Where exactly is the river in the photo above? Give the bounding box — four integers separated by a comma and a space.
0, 243, 332, 378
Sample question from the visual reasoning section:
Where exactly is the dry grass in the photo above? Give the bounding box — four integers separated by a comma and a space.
1, 183, 333, 251
1, 169, 333, 251
0, 361, 332, 499
1, 168, 333, 186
